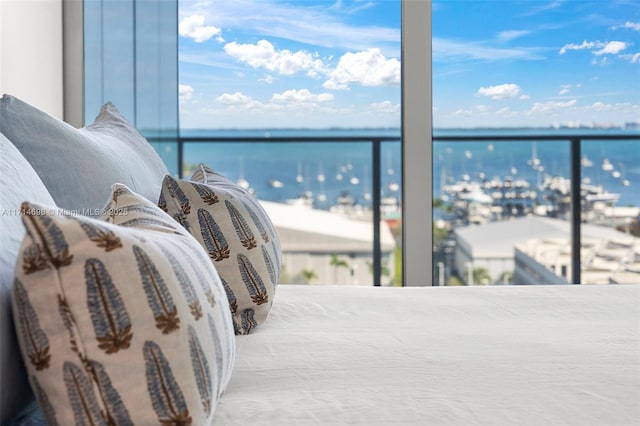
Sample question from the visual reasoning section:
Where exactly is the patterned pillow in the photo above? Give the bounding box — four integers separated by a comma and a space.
160, 164, 281, 335
12, 184, 235, 425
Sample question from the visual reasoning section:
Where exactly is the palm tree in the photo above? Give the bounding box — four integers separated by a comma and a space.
301, 269, 318, 284
330, 253, 349, 283
366, 261, 390, 279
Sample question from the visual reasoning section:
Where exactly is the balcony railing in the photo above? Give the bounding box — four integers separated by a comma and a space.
149, 133, 640, 286
175, 135, 401, 286
434, 133, 640, 284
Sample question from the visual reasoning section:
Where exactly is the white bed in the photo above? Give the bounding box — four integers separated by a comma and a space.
214, 285, 639, 426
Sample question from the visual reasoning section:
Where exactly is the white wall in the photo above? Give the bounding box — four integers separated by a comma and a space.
0, 0, 64, 119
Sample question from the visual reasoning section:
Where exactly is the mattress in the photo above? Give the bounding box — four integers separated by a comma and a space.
213, 285, 640, 426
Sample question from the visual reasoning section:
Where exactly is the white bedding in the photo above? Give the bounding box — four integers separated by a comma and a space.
214, 285, 639, 426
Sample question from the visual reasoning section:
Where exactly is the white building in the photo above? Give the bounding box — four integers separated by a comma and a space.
515, 230, 640, 285
454, 216, 565, 284
454, 216, 640, 285
261, 201, 397, 285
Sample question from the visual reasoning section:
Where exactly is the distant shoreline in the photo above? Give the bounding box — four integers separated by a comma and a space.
176, 126, 640, 134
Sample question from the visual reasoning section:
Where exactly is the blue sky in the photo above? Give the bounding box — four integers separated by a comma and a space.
178, 0, 639, 129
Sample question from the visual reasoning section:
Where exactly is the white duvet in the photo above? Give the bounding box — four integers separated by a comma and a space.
214, 285, 639, 426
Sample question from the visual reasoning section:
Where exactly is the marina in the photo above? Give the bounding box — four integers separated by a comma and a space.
178, 128, 640, 230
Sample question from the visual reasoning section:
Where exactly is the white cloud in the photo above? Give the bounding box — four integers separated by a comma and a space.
271, 89, 334, 103
497, 30, 531, 42
371, 101, 400, 114
224, 40, 326, 76
259, 75, 275, 84
434, 37, 544, 61
591, 56, 609, 66
612, 21, 640, 31
531, 99, 577, 113
179, 15, 223, 43
559, 40, 596, 55
215, 92, 263, 109
496, 107, 517, 117
558, 84, 572, 95
323, 48, 400, 90
519, 94, 531, 100
179, 84, 194, 102
454, 109, 473, 117
477, 83, 523, 100
213, 89, 337, 115
588, 101, 609, 112
593, 41, 627, 55
523, 0, 564, 16
586, 101, 640, 114
179, 0, 400, 55
623, 52, 640, 63
560, 40, 627, 57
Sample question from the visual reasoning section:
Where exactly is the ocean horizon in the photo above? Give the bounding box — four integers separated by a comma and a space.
168, 127, 640, 209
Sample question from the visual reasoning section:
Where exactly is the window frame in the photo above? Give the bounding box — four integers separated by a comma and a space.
64, 0, 433, 286
401, 0, 433, 286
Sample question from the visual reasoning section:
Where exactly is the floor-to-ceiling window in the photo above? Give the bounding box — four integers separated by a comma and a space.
177, 0, 402, 286
79, 0, 639, 286
431, 0, 640, 285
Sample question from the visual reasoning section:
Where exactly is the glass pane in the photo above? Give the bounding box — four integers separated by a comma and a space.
433, 136, 572, 285
83, 0, 179, 162
432, 1, 640, 285
178, 1, 401, 285
135, 0, 179, 138
182, 138, 400, 285
84, 0, 135, 121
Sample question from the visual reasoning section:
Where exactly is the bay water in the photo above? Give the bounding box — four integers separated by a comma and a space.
177, 128, 640, 209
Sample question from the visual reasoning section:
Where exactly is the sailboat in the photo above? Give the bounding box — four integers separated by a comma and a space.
296, 160, 304, 184
387, 151, 395, 176
581, 155, 593, 168
269, 179, 283, 188
336, 161, 348, 181
527, 142, 541, 170
317, 161, 325, 183
236, 158, 250, 190
362, 166, 371, 201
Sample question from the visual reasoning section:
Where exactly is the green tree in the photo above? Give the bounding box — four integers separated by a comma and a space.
447, 275, 463, 286
473, 267, 491, 285
498, 271, 513, 285
393, 246, 402, 286
366, 261, 391, 285
330, 253, 349, 283
301, 269, 318, 284
433, 223, 448, 247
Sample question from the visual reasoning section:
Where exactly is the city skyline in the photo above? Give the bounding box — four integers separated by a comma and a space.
178, 0, 640, 129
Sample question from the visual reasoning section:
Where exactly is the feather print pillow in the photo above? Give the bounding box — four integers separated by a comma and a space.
160, 163, 281, 335
11, 184, 235, 426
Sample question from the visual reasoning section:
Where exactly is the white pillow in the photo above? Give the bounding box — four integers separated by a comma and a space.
0, 132, 56, 423
12, 184, 235, 425
0, 94, 168, 215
